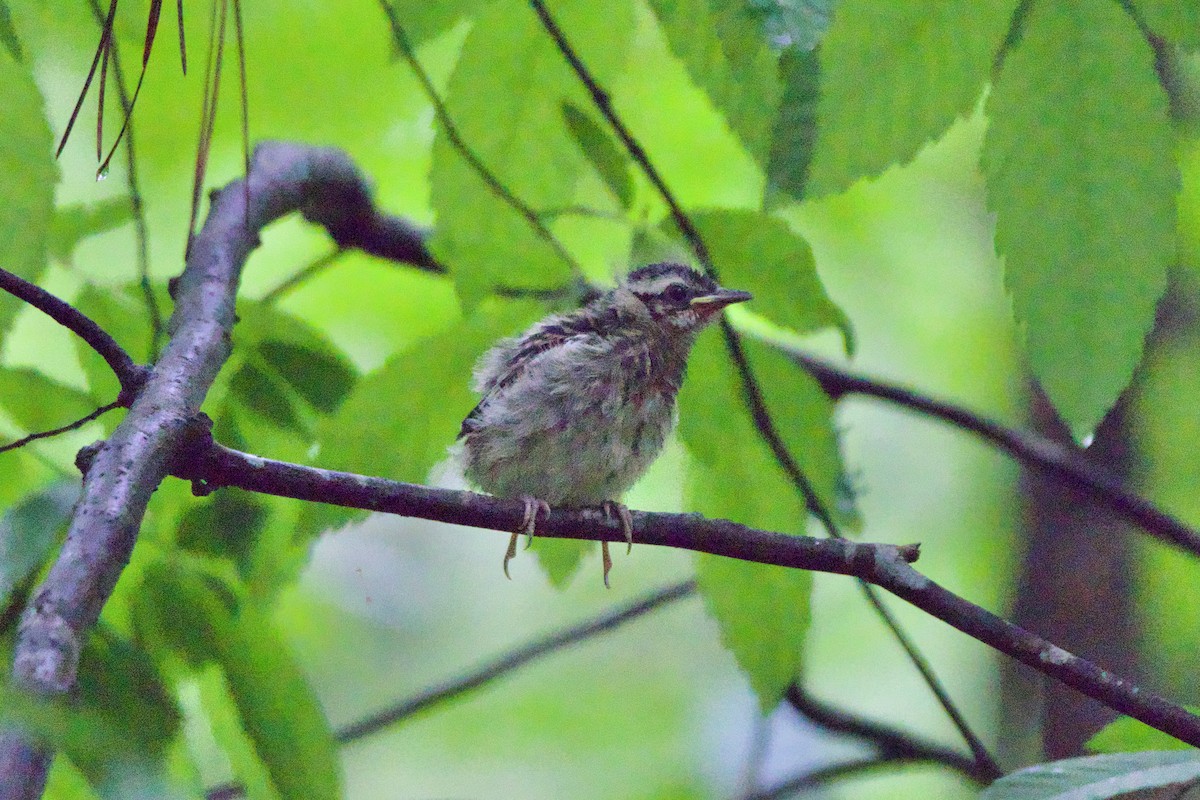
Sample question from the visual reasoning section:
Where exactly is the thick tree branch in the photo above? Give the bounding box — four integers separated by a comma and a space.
0, 267, 146, 401
180, 439, 1200, 748
0, 142, 395, 800
785, 346, 1200, 559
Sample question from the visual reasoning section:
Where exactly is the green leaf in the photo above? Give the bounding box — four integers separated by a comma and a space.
686, 209, 853, 350
678, 333, 848, 709
133, 560, 339, 800
0, 1, 22, 61
219, 606, 341, 800
531, 537, 592, 588
194, 663, 282, 800
301, 300, 540, 540
1134, 0, 1200, 48
429, 0, 635, 306
562, 101, 634, 210
765, 47, 819, 203
0, 481, 77, 609
809, 0, 1016, 197
0, 367, 97, 437
1088, 712, 1199, 754
76, 626, 181, 761
646, 0, 782, 167
0, 51, 56, 343
383, 0, 490, 46
230, 363, 304, 434
745, 0, 832, 51
257, 340, 356, 414
979, 751, 1200, 800
48, 199, 134, 263
177, 490, 268, 571
982, 0, 1176, 439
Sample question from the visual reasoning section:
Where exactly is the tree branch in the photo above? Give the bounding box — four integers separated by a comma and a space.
335, 579, 698, 743
179, 438, 1200, 748
0, 402, 121, 456
784, 346, 1200, 559
0, 141, 399, 800
746, 754, 932, 800
0, 267, 146, 403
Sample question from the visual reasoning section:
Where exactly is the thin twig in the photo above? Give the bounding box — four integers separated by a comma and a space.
0, 403, 122, 456
523, 0, 998, 774
336, 579, 698, 743
786, 346, 1200, 559
375, 0, 583, 277
0, 267, 145, 401
85, 0, 164, 356
784, 684, 988, 782
746, 754, 929, 800
260, 247, 345, 305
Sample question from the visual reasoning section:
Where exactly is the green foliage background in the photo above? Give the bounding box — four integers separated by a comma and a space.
0, 0, 1198, 798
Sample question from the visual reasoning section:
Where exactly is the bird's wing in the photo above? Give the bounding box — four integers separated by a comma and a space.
458, 307, 613, 439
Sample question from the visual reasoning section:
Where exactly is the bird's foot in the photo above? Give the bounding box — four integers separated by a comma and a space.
504, 497, 550, 579
602, 500, 634, 554
599, 501, 634, 589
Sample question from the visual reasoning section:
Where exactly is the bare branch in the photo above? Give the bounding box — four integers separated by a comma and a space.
336, 579, 698, 743
785, 346, 1200, 559
180, 439, 1200, 748
746, 755, 931, 800
0, 267, 146, 402
0, 402, 121, 456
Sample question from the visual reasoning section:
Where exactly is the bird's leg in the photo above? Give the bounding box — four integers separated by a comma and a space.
599, 500, 634, 589
505, 497, 550, 579
602, 500, 635, 554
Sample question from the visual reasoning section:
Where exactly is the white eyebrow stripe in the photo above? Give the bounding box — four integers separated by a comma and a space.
636, 276, 688, 295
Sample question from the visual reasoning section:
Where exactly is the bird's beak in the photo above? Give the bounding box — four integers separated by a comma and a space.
691, 288, 753, 315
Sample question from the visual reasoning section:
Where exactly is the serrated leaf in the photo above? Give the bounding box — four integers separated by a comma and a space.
646, 0, 782, 167
48, 199, 134, 263
429, 0, 635, 307
1088, 712, 1200, 754
745, 0, 832, 51
0, 52, 56, 343
0, 367, 97, 437
562, 101, 634, 209
980, 751, 1200, 800
1134, 0, 1200, 49
686, 208, 853, 350
765, 47, 819, 203
0, 481, 77, 608
982, 0, 1175, 439
678, 333, 849, 709
808, 0, 1016, 197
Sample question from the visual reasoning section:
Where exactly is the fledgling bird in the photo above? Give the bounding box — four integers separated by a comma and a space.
458, 262, 752, 586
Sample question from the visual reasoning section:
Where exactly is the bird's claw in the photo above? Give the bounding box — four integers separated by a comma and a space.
602, 500, 634, 555
599, 501, 634, 589
505, 497, 550, 579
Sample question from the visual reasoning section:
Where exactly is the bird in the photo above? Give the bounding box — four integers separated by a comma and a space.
458, 262, 752, 586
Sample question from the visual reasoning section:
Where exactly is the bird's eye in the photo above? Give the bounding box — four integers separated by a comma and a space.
663, 283, 688, 303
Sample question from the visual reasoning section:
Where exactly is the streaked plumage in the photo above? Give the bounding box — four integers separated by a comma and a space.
459, 263, 751, 584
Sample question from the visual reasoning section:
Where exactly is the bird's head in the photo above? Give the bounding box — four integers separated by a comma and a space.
620, 263, 752, 332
